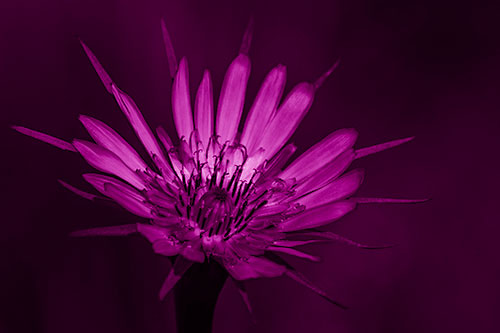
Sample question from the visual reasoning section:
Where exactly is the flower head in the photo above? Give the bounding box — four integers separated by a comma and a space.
13, 20, 423, 308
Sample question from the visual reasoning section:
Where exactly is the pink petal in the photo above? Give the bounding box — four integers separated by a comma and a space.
294, 149, 354, 195
136, 223, 171, 243
160, 19, 178, 78
285, 269, 347, 309
257, 82, 314, 160
273, 239, 324, 247
280, 128, 358, 181
278, 200, 356, 232
233, 280, 255, 322
216, 54, 251, 144
355, 136, 414, 159
74, 140, 145, 189
354, 197, 428, 204
80, 40, 113, 93
259, 143, 297, 180
240, 65, 287, 154
295, 169, 364, 209
172, 57, 194, 140
268, 246, 321, 262
57, 179, 98, 201
294, 231, 392, 249
110, 85, 167, 170
239, 17, 254, 55
79, 115, 148, 172
313, 60, 340, 90
181, 242, 205, 263
83, 173, 152, 218
195, 70, 214, 150
70, 224, 137, 237
12, 126, 76, 152
224, 256, 286, 280
158, 256, 193, 300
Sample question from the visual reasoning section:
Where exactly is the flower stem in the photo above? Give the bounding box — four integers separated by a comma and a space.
174, 260, 228, 333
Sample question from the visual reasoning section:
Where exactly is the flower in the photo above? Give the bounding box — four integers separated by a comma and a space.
13, 20, 423, 310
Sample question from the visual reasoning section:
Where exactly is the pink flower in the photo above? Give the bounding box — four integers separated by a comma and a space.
13, 20, 423, 309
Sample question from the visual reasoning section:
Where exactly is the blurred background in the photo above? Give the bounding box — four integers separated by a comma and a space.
1, 0, 499, 332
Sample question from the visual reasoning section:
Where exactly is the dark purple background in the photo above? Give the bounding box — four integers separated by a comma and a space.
2, 0, 499, 332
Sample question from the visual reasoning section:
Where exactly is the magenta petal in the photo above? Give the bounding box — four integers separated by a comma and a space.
70, 224, 137, 237
224, 256, 286, 280
172, 57, 194, 140
233, 280, 255, 322
296, 169, 364, 209
160, 19, 178, 78
295, 149, 355, 195
285, 269, 347, 309
268, 246, 320, 262
280, 128, 358, 181
57, 179, 98, 201
257, 82, 314, 160
195, 70, 214, 150
354, 197, 428, 204
74, 140, 145, 189
79, 115, 148, 172
137, 223, 171, 243
273, 239, 324, 247
295, 231, 392, 249
80, 40, 113, 93
278, 200, 356, 232
158, 256, 193, 300
216, 54, 251, 144
181, 243, 205, 263
12, 126, 76, 152
240, 65, 287, 154
355, 136, 414, 159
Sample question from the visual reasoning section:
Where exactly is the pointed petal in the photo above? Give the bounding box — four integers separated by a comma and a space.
216, 54, 251, 144
57, 179, 98, 201
110, 85, 167, 168
294, 149, 354, 195
233, 280, 255, 322
259, 143, 297, 180
172, 57, 194, 140
280, 128, 358, 181
273, 239, 324, 247
313, 60, 340, 90
12, 126, 76, 152
82, 173, 151, 217
159, 256, 193, 300
70, 224, 137, 237
294, 231, 393, 249
180, 243, 205, 263
74, 140, 145, 189
355, 136, 414, 159
195, 70, 214, 150
257, 82, 314, 160
295, 169, 364, 209
285, 269, 347, 309
137, 223, 180, 256
239, 17, 254, 55
354, 197, 429, 204
241, 65, 287, 154
79, 115, 148, 172
224, 256, 286, 280
268, 246, 320, 262
160, 19, 178, 78
278, 200, 356, 232
80, 40, 113, 93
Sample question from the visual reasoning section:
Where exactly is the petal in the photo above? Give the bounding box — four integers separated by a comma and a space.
224, 256, 286, 280
79, 115, 148, 172
158, 256, 193, 300
83, 173, 152, 218
285, 269, 347, 309
354, 197, 428, 204
291, 231, 393, 250
295, 169, 364, 209
136, 223, 171, 243
257, 82, 314, 160
181, 242, 205, 263
278, 200, 356, 232
160, 19, 178, 78
57, 179, 99, 201
294, 149, 354, 195
216, 54, 251, 144
12, 126, 76, 152
195, 70, 214, 150
240, 65, 287, 154
74, 140, 145, 189
268, 246, 320, 262
70, 224, 137, 237
172, 57, 194, 140
80, 40, 113, 93
355, 136, 414, 159
233, 280, 255, 321
280, 128, 358, 181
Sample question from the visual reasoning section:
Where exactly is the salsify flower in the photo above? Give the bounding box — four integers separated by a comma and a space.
13, 20, 423, 315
